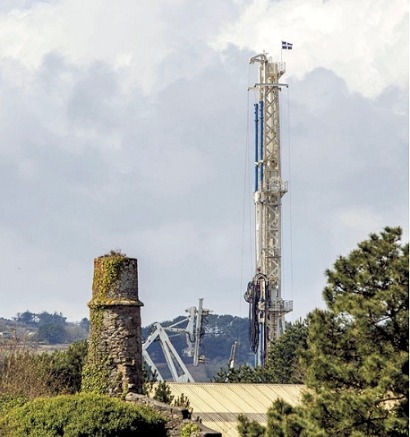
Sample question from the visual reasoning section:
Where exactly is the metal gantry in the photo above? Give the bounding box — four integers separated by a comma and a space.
142, 322, 195, 383
142, 299, 209, 382
245, 53, 293, 367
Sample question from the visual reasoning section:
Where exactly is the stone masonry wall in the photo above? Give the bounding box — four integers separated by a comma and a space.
126, 393, 222, 437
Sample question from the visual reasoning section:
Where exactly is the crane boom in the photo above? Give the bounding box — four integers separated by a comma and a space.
245, 53, 293, 366
142, 322, 194, 382
142, 299, 210, 382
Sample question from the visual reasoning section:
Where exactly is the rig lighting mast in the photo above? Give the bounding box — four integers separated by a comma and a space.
245, 53, 293, 367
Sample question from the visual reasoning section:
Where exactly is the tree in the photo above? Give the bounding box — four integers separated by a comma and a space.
35, 311, 69, 344
214, 320, 308, 384
153, 381, 174, 404
213, 363, 266, 383
238, 414, 266, 437
79, 318, 90, 332
264, 227, 408, 437
37, 311, 67, 326
263, 320, 308, 384
37, 323, 67, 344
14, 311, 36, 326
49, 340, 88, 393
265, 400, 305, 437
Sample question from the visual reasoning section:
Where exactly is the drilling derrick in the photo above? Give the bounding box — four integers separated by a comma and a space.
245, 53, 293, 367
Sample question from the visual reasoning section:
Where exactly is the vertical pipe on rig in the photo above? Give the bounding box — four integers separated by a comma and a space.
259, 101, 264, 187
254, 103, 259, 192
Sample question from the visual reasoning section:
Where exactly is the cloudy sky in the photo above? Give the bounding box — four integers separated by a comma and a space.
0, 0, 408, 327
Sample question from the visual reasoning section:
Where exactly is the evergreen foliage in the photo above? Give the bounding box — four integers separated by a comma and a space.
14, 311, 37, 326
37, 323, 67, 344
214, 320, 308, 383
264, 400, 306, 437
36, 311, 68, 344
256, 227, 409, 437
48, 340, 88, 393
173, 392, 191, 410
10, 311, 88, 344
0, 393, 167, 436
153, 381, 175, 404
142, 363, 158, 395
262, 320, 308, 384
37, 311, 67, 326
237, 414, 266, 437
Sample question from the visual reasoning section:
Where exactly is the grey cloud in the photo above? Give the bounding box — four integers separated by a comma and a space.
0, 43, 407, 325
280, 68, 408, 318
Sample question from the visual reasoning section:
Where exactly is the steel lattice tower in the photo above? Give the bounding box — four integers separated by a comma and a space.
245, 53, 293, 366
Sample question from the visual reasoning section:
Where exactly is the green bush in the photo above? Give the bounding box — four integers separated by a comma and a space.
180, 422, 200, 437
0, 395, 27, 416
0, 342, 88, 399
0, 350, 61, 398
0, 393, 167, 437
180, 423, 200, 437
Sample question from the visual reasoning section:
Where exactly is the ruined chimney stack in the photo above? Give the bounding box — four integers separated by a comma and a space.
82, 252, 144, 395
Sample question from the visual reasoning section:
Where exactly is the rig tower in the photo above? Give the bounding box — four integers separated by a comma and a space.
245, 53, 293, 367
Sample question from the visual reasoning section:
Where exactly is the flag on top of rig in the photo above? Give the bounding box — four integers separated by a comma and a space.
282, 41, 293, 50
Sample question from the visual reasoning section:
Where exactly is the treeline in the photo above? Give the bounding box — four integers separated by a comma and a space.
6, 309, 252, 367
4, 309, 252, 376
1, 311, 89, 344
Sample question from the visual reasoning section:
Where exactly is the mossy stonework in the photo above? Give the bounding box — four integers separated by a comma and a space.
82, 254, 144, 395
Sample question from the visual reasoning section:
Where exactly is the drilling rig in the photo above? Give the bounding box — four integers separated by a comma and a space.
244, 53, 293, 367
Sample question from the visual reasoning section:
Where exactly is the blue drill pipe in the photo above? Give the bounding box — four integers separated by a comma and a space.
259, 101, 264, 186
254, 103, 259, 192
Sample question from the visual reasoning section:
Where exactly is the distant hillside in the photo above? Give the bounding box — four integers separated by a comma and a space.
0, 311, 89, 346
1, 310, 252, 381
142, 314, 253, 381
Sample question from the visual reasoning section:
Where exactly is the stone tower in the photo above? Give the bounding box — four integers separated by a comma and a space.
82, 252, 144, 395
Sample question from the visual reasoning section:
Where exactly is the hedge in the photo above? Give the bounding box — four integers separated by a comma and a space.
0, 392, 167, 436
